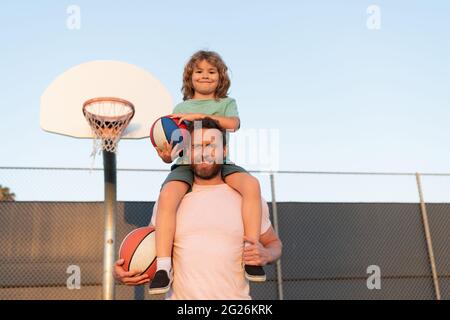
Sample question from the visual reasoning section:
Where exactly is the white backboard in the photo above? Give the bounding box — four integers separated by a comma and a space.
40, 60, 173, 139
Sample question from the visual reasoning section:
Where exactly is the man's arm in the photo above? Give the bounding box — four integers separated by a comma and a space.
259, 227, 282, 264
243, 227, 282, 266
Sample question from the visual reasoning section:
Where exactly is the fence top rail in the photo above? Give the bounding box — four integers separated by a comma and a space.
1, 166, 450, 177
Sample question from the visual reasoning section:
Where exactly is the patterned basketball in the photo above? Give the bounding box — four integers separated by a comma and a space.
150, 116, 188, 153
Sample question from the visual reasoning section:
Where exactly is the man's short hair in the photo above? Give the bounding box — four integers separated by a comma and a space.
186, 117, 227, 147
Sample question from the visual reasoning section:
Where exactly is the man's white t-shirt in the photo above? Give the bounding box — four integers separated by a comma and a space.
150, 182, 272, 300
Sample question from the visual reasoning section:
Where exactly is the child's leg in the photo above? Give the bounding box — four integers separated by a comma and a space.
224, 172, 262, 245
155, 180, 190, 264
150, 165, 192, 294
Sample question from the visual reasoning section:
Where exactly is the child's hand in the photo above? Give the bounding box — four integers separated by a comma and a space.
243, 236, 271, 266
170, 113, 205, 125
155, 141, 183, 163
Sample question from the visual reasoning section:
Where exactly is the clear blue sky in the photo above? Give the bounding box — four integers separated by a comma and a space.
1, 1, 450, 202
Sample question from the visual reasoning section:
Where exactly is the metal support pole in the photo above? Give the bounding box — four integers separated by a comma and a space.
102, 150, 117, 300
270, 173, 284, 300
415, 173, 441, 300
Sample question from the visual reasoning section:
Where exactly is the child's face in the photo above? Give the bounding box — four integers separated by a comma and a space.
191, 60, 219, 97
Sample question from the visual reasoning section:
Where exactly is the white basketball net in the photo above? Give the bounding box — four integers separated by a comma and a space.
83, 98, 135, 154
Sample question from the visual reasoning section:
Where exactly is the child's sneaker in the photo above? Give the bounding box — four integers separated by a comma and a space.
149, 269, 173, 295
244, 265, 266, 282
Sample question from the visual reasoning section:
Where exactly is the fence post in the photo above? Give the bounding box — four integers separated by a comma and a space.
415, 172, 441, 300
270, 173, 284, 300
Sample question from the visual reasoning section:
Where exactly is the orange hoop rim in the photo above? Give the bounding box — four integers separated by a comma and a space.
82, 97, 135, 122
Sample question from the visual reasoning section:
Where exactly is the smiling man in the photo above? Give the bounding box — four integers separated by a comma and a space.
114, 118, 282, 299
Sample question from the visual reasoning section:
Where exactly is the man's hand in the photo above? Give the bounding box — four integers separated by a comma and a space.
113, 259, 150, 286
242, 236, 272, 266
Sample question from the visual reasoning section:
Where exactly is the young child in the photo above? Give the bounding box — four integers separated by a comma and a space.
149, 50, 266, 294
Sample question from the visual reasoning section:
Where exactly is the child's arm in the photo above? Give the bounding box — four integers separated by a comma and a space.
171, 113, 240, 132
207, 115, 240, 132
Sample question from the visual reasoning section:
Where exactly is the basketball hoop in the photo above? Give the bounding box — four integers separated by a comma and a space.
41, 60, 173, 300
82, 97, 135, 153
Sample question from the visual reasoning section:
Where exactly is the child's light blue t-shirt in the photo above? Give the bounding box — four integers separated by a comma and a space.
173, 97, 239, 117
173, 97, 239, 165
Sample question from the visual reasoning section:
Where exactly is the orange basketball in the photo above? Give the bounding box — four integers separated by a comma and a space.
119, 226, 157, 280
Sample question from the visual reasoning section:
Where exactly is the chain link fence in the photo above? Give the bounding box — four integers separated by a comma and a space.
0, 167, 449, 300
